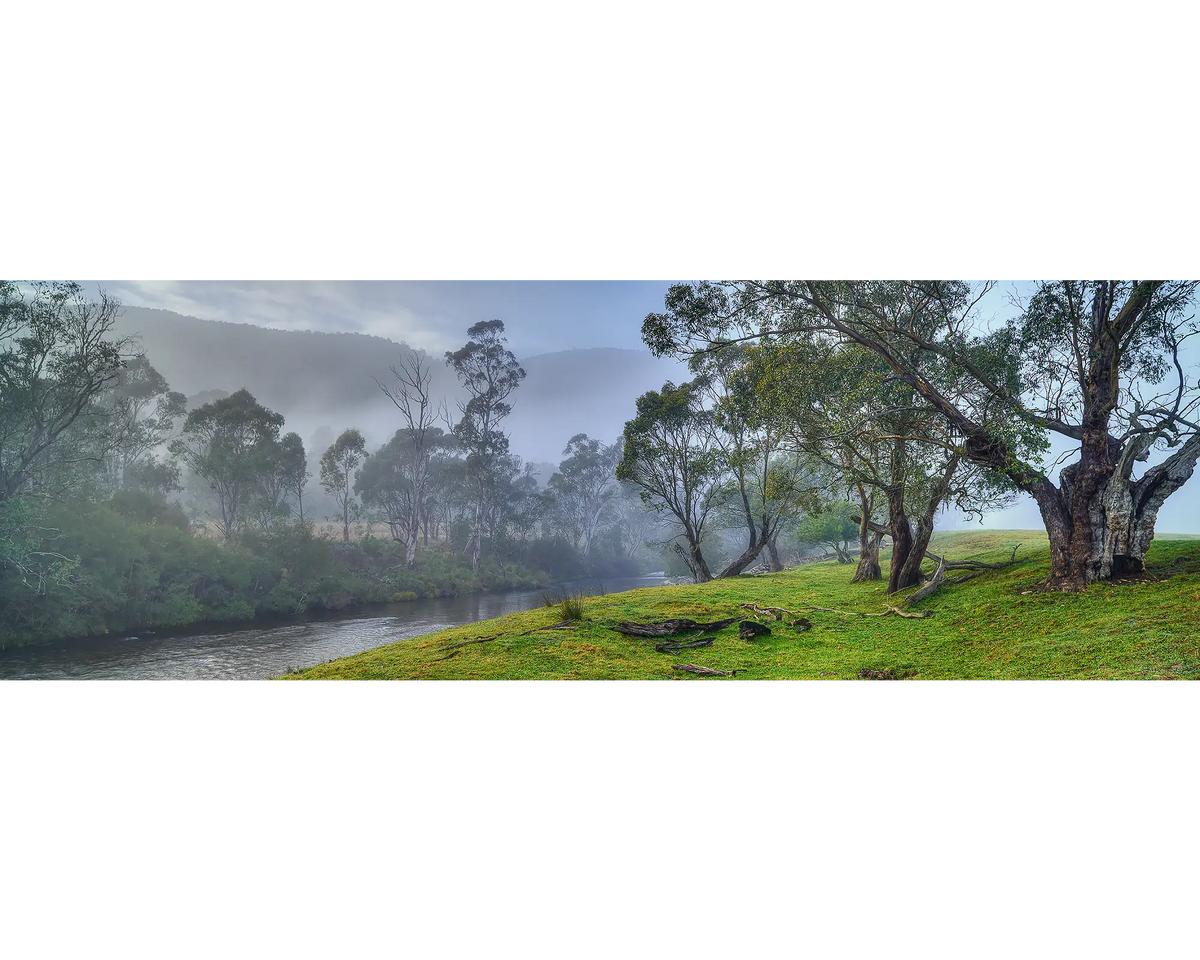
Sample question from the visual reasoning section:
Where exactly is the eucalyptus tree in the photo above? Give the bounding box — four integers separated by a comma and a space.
278, 432, 311, 521
169, 389, 285, 540
616, 380, 727, 582
251, 431, 308, 528
548, 434, 621, 560
796, 500, 858, 562
607, 481, 660, 563
445, 320, 526, 569
320, 428, 369, 542
375, 351, 442, 566
0, 281, 131, 505
645, 280, 1184, 590
102, 356, 186, 490
697, 346, 814, 577
749, 337, 1015, 591
356, 426, 454, 556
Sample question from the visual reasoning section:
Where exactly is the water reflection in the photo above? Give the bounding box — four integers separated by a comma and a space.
0, 576, 667, 681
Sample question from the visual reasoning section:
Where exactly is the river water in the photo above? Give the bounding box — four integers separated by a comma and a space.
0, 576, 668, 681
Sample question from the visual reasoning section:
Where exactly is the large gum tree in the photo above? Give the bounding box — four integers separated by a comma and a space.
645, 280, 1200, 590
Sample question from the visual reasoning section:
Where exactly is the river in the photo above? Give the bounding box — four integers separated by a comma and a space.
0, 576, 669, 681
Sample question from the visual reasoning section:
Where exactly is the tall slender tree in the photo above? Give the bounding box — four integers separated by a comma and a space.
444, 320, 526, 570
375, 351, 441, 566
320, 428, 368, 542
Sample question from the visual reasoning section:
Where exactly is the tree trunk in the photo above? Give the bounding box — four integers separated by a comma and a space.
767, 536, 784, 573
885, 487, 920, 593
673, 540, 713, 583
1034, 431, 1200, 589
716, 541, 767, 578
853, 530, 883, 582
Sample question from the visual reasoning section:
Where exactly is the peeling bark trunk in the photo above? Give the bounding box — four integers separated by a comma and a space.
1075, 431, 1200, 583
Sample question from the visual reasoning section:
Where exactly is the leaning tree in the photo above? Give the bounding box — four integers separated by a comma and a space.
644, 280, 1200, 590
616, 380, 727, 583
749, 337, 1015, 591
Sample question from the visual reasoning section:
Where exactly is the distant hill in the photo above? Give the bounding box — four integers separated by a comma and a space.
112, 306, 686, 463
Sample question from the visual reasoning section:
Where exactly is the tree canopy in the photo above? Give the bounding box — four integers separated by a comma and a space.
645, 280, 1200, 588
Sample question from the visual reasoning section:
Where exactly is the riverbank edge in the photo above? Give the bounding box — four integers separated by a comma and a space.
280, 531, 1200, 680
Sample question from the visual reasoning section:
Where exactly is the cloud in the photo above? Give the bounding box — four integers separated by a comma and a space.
101, 280, 462, 353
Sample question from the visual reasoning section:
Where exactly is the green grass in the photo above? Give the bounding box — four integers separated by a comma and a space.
283, 530, 1200, 680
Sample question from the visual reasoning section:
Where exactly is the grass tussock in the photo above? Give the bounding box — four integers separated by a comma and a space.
282, 530, 1200, 681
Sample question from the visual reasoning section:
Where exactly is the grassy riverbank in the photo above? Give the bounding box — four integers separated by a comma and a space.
284, 530, 1200, 680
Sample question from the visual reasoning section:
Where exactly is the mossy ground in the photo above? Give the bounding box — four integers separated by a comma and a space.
284, 530, 1200, 680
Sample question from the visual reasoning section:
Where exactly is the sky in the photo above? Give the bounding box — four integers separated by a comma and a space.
99, 281, 676, 356
96, 279, 1200, 534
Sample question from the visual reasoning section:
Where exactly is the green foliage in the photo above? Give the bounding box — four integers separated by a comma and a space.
796, 501, 858, 560
319, 428, 368, 542
106, 489, 191, 530
0, 281, 132, 503
169, 389, 286, 539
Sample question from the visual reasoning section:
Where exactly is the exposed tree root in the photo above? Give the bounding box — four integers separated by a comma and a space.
798, 603, 931, 619
740, 602, 813, 630
672, 663, 740, 677
437, 635, 498, 652
434, 618, 580, 656
655, 637, 715, 654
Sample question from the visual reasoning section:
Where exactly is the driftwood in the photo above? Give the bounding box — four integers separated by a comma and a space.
905, 556, 947, 606
799, 603, 931, 619
906, 545, 1023, 606
611, 617, 743, 637
655, 637, 715, 654
672, 663, 740, 677
740, 602, 814, 630
739, 620, 772, 641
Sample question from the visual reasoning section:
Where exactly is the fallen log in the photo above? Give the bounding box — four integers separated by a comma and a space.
858, 668, 897, 680
672, 663, 739, 677
611, 617, 743, 637
904, 545, 1022, 607
654, 637, 715, 654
